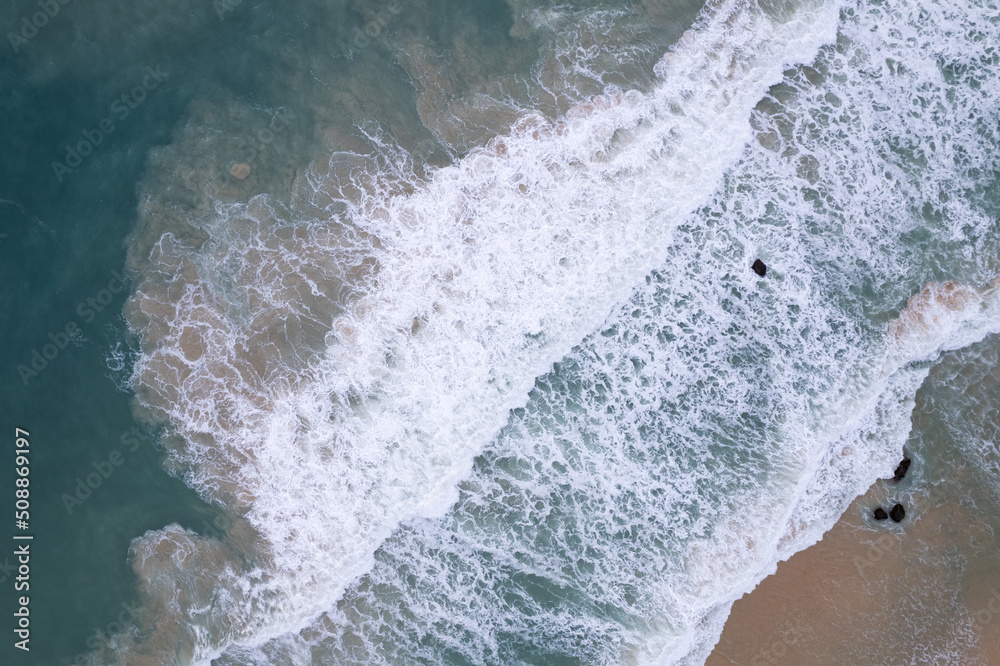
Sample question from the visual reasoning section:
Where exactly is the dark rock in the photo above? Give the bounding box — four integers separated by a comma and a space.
889, 503, 905, 522
892, 457, 911, 482
873, 507, 888, 521
752, 259, 767, 276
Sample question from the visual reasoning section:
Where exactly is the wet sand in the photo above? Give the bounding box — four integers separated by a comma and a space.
707, 488, 1000, 665
707, 338, 1000, 666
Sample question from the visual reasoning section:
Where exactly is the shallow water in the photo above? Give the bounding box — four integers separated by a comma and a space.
1, 0, 998, 663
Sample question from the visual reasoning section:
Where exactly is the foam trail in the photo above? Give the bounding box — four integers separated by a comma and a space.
115, 0, 851, 662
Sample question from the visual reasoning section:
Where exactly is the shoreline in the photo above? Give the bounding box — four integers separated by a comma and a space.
707, 482, 1000, 665
706, 348, 1000, 666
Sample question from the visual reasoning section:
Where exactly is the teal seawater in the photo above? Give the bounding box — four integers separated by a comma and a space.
0, 2, 321, 663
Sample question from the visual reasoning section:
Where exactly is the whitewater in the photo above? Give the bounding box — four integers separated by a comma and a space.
100, 0, 1000, 663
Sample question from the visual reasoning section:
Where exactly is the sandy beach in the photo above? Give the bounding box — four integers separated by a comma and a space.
708, 338, 1000, 665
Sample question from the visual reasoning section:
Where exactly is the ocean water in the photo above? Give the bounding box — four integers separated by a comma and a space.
1, 0, 998, 664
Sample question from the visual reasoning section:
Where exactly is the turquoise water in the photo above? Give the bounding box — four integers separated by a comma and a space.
0, 5, 245, 664
1, 0, 999, 664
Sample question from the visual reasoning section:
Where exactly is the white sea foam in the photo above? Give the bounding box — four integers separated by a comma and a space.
119, 0, 1000, 662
